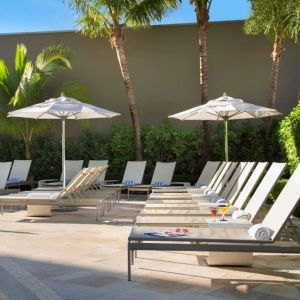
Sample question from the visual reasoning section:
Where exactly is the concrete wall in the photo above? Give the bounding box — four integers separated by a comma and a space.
0, 21, 299, 137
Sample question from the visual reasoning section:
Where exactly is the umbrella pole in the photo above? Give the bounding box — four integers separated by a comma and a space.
224, 118, 229, 161
62, 119, 66, 188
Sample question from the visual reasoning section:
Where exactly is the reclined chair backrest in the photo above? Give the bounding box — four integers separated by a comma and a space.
207, 161, 227, 189
8, 160, 32, 182
221, 162, 248, 198
196, 161, 221, 186
88, 160, 109, 183
122, 161, 147, 185
246, 162, 286, 221
225, 162, 256, 203
60, 160, 84, 183
262, 164, 300, 240
233, 162, 269, 208
0, 162, 12, 189
151, 162, 176, 186
60, 166, 108, 199
214, 162, 238, 194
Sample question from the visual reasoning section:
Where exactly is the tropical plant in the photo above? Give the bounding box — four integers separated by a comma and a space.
244, 0, 300, 140
189, 0, 213, 168
66, 0, 181, 160
0, 43, 83, 159
278, 101, 300, 173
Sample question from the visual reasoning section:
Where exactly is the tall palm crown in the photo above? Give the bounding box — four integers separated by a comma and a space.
244, 0, 300, 145
244, 0, 300, 43
0, 44, 73, 159
67, 0, 181, 160
71, 0, 180, 38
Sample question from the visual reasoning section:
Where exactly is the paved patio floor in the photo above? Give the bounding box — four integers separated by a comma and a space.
0, 200, 299, 300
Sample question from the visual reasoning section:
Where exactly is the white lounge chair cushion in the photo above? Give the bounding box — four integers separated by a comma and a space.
26, 192, 60, 199
248, 223, 272, 240
232, 209, 251, 221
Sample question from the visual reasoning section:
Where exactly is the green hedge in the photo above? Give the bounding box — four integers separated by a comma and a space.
279, 101, 300, 173
0, 119, 285, 182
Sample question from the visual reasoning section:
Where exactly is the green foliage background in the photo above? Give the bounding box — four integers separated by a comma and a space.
0, 119, 285, 182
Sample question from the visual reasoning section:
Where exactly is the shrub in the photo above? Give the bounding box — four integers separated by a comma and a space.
278, 101, 300, 173
0, 119, 285, 182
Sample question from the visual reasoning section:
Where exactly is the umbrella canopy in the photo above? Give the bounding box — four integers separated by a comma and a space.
8, 94, 120, 186
169, 93, 281, 160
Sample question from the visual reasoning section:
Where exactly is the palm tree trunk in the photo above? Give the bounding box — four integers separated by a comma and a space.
23, 121, 31, 159
25, 141, 31, 160
266, 34, 282, 143
111, 29, 143, 161
196, 2, 210, 168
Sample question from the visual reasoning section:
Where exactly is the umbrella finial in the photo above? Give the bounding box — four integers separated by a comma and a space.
61, 93, 66, 101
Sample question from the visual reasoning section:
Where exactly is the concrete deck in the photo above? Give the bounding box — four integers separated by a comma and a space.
0, 200, 299, 300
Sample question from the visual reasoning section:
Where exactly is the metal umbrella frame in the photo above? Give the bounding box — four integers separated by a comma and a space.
169, 93, 281, 161
8, 94, 120, 187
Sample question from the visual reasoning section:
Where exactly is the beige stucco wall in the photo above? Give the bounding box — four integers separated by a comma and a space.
0, 21, 299, 137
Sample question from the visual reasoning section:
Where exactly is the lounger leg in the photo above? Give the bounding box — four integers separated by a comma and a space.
128, 246, 132, 281
1, 205, 3, 215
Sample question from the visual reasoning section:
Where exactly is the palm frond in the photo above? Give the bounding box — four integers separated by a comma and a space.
245, 0, 300, 41
15, 44, 28, 80
28, 119, 51, 141
0, 60, 15, 101
126, 0, 181, 26
35, 45, 72, 75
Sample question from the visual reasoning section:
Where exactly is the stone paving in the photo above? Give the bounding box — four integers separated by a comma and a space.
0, 200, 299, 300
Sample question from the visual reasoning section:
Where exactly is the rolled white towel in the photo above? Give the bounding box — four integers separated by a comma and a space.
248, 223, 272, 240
204, 188, 214, 195
232, 209, 251, 221
215, 198, 226, 204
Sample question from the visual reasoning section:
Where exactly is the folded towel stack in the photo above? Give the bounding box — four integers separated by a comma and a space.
153, 181, 165, 187
124, 179, 136, 186
232, 209, 251, 221
248, 223, 272, 240
8, 177, 20, 183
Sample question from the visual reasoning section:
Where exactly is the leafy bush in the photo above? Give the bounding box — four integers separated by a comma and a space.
0, 119, 285, 183
278, 101, 300, 173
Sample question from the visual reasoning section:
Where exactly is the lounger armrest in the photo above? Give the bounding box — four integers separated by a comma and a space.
38, 179, 59, 187
103, 180, 120, 184
171, 181, 191, 186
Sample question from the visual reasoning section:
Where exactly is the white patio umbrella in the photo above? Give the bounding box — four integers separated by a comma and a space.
8, 94, 120, 187
169, 93, 281, 161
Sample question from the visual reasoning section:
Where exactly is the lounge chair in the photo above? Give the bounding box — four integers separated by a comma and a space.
39, 160, 84, 188
0, 166, 110, 218
6, 160, 32, 189
147, 162, 267, 204
137, 162, 274, 224
0, 162, 13, 194
127, 162, 176, 197
88, 160, 109, 185
148, 161, 233, 199
102, 161, 147, 199
164, 161, 222, 190
128, 163, 300, 280
149, 161, 251, 202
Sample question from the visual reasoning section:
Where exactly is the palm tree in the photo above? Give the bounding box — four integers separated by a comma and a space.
244, 0, 300, 139
0, 44, 73, 159
189, 0, 213, 166
66, 0, 180, 160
